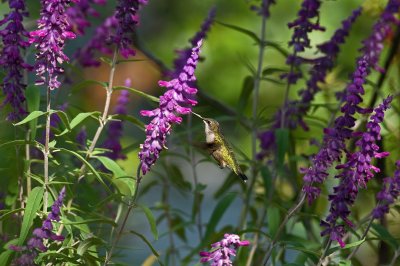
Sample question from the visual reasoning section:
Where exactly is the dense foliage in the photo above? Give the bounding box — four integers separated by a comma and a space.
0, 0, 400, 265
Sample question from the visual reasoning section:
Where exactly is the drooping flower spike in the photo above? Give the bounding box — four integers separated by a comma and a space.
30, 0, 77, 90
303, 0, 400, 203
321, 96, 393, 247
139, 40, 203, 174
0, 0, 31, 121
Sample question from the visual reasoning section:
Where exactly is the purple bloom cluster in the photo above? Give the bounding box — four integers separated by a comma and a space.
372, 161, 400, 219
321, 96, 392, 247
199, 234, 250, 265
303, 1, 400, 203
139, 40, 203, 174
10, 187, 66, 265
66, 0, 106, 35
102, 79, 131, 160
257, 8, 361, 159
169, 7, 216, 79
114, 0, 148, 58
30, 0, 77, 90
250, 0, 276, 17
282, 0, 325, 84
0, 0, 31, 121
75, 15, 118, 67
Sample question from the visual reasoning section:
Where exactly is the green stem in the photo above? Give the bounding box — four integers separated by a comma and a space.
103, 164, 142, 266
239, 7, 267, 230
317, 239, 332, 266
43, 86, 51, 212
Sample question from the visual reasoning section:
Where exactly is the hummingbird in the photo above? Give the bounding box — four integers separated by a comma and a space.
194, 114, 248, 182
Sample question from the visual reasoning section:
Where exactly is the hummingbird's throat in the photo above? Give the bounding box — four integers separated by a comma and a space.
204, 122, 215, 143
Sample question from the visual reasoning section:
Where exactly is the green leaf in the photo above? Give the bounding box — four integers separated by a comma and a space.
275, 128, 289, 171
18, 186, 44, 246
339, 260, 352, 266
95, 156, 126, 178
326, 238, 366, 255
77, 237, 104, 256
261, 166, 273, 199
371, 223, 398, 249
57, 112, 100, 136
112, 176, 136, 196
216, 21, 260, 43
111, 114, 145, 130
129, 230, 164, 266
0, 140, 44, 151
14, 110, 46, 126
137, 205, 158, 240
25, 85, 41, 140
203, 193, 237, 242
62, 218, 117, 226
116, 59, 146, 64
56, 148, 111, 193
71, 80, 107, 93
0, 208, 23, 221
52, 110, 71, 131
262, 67, 287, 76
113, 86, 159, 102
237, 76, 254, 112
0, 239, 18, 265
267, 206, 280, 238
100, 56, 112, 66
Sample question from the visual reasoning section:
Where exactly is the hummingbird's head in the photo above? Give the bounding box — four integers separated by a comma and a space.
203, 118, 219, 143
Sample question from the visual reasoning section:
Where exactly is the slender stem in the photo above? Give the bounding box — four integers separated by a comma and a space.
25, 129, 31, 196
43, 86, 51, 212
262, 192, 306, 265
188, 114, 203, 240
390, 248, 400, 266
239, 8, 267, 230
246, 208, 267, 266
163, 176, 177, 265
317, 239, 332, 266
78, 48, 119, 181
347, 215, 375, 260
103, 164, 142, 266
280, 51, 297, 129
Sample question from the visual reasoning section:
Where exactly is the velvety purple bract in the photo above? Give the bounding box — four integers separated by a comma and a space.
139, 40, 203, 174
321, 96, 392, 248
199, 234, 250, 265
0, 0, 31, 121
30, 0, 77, 90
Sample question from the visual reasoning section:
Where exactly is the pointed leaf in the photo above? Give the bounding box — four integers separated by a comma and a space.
113, 86, 159, 102
237, 76, 254, 112
111, 114, 145, 130
137, 204, 158, 240
57, 112, 100, 136
95, 156, 126, 178
18, 186, 44, 246
129, 230, 164, 266
14, 111, 46, 126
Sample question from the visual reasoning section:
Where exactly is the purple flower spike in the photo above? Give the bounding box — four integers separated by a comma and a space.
139, 40, 203, 175
281, 0, 325, 85
169, 7, 216, 79
11, 187, 66, 265
102, 78, 131, 160
321, 96, 393, 248
199, 234, 250, 265
114, 0, 148, 58
257, 8, 361, 158
66, 0, 106, 35
0, 0, 31, 121
372, 161, 400, 219
74, 15, 118, 67
303, 1, 400, 203
30, 0, 77, 90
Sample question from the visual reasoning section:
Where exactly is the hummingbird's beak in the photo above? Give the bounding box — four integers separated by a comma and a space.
191, 111, 204, 120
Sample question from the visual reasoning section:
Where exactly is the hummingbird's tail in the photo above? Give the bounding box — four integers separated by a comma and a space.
238, 173, 248, 183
